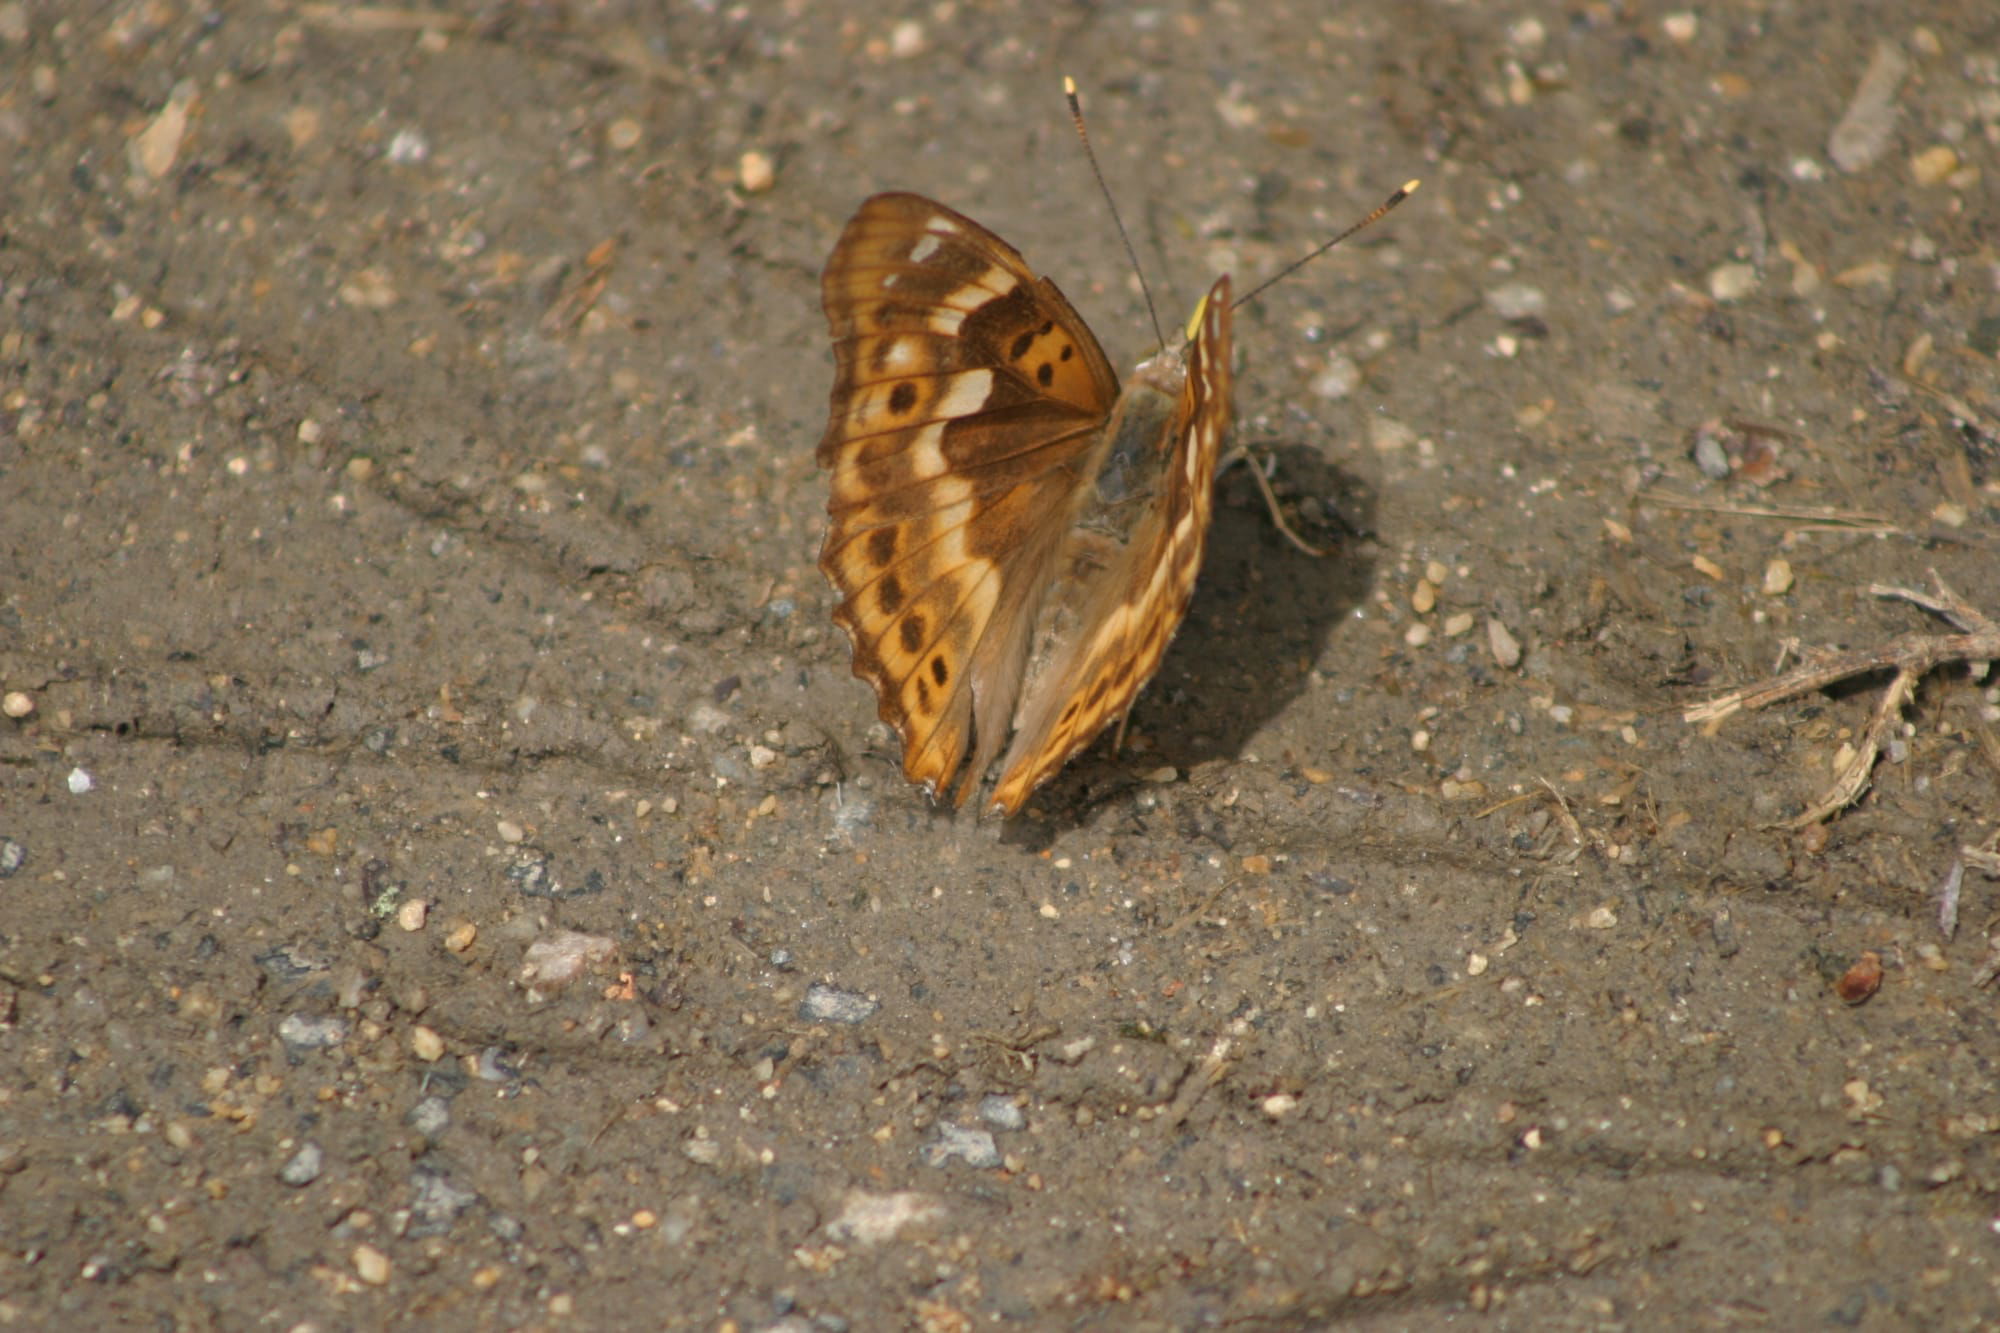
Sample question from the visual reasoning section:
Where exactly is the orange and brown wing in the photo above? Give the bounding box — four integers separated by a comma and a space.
987, 277, 1234, 815
817, 193, 1121, 804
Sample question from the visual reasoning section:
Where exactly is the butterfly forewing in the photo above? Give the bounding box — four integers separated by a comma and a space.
817, 194, 1123, 804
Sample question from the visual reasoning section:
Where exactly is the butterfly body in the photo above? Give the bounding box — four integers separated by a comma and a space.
817, 192, 1233, 816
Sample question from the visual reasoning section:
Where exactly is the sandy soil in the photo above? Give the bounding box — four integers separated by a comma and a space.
4, 2, 1999, 1328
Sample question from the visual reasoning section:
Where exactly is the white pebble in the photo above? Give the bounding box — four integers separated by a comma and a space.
386, 129, 429, 165
1828, 41, 1908, 174
1707, 262, 1758, 302
738, 149, 775, 194
1310, 352, 1360, 401
352, 1243, 391, 1286
1484, 281, 1546, 321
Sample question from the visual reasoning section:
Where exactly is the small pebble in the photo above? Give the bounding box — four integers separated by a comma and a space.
1443, 611, 1475, 638
409, 1025, 445, 1061
1411, 579, 1437, 614
1053, 1036, 1095, 1065
338, 268, 399, 309
799, 981, 879, 1025
352, 1243, 391, 1286
444, 922, 477, 953
386, 128, 428, 165
129, 80, 195, 180
1910, 145, 1958, 187
1310, 352, 1359, 400
278, 1141, 325, 1186
396, 899, 428, 932
825, 1189, 946, 1246
1487, 618, 1523, 669
920, 1123, 1001, 1169
0, 839, 25, 878
1261, 1093, 1299, 1119
1661, 12, 1697, 42
519, 930, 616, 990
686, 702, 730, 734
1827, 41, 1908, 173
1369, 417, 1416, 452
738, 150, 775, 194
1837, 951, 1884, 1005
277, 1013, 350, 1050
408, 1096, 451, 1137
606, 118, 643, 151
66, 767, 93, 794
1483, 281, 1546, 321
496, 818, 525, 844
1, 691, 32, 718
1763, 558, 1794, 595
474, 1047, 520, 1083
978, 1095, 1026, 1131
1706, 262, 1758, 303
409, 1170, 478, 1233
889, 20, 926, 58
1690, 421, 1733, 479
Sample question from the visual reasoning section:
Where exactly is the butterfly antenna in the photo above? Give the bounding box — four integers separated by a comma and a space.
1232, 179, 1422, 312
1064, 76, 1167, 351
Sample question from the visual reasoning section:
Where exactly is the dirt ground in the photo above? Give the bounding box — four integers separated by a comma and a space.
4, 2, 1999, 1329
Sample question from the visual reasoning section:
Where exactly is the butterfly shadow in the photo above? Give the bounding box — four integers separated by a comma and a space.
1001, 444, 1378, 841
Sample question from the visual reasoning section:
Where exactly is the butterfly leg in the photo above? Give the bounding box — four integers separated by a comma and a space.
1222, 445, 1328, 558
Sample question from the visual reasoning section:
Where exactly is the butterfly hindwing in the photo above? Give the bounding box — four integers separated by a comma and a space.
986, 279, 1234, 815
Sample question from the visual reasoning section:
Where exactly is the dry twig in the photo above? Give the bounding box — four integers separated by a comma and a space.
1684, 571, 2000, 828
1634, 490, 1899, 531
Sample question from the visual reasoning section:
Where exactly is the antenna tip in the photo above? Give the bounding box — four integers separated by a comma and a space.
1402, 179, 1422, 194
1063, 75, 1078, 96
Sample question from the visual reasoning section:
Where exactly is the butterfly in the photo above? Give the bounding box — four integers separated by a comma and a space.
815, 173, 1415, 817
814, 188, 1232, 818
